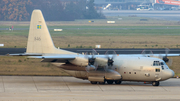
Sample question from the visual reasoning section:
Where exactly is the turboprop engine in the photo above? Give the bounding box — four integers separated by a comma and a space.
69, 57, 111, 67
62, 54, 121, 83
94, 57, 108, 67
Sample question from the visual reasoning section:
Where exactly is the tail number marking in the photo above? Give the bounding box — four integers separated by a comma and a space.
34, 37, 41, 41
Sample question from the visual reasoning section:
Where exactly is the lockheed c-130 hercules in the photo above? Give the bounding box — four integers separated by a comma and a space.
10, 9, 179, 86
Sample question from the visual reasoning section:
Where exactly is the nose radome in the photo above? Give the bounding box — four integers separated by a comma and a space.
162, 69, 175, 80
168, 69, 175, 78
171, 70, 175, 78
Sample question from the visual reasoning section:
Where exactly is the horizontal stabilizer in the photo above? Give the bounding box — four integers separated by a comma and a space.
28, 55, 76, 63
7, 53, 42, 56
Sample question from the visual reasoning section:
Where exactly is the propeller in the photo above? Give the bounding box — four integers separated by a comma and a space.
162, 48, 170, 63
149, 50, 154, 57
105, 50, 117, 67
160, 48, 173, 66
141, 49, 146, 57
168, 59, 173, 67
140, 48, 173, 66
86, 49, 119, 72
89, 49, 97, 65
141, 49, 154, 57
85, 65, 96, 72
85, 49, 98, 72
84, 49, 97, 66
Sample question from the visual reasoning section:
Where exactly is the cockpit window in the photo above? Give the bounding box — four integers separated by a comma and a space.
161, 66, 164, 70
156, 68, 160, 72
153, 61, 160, 66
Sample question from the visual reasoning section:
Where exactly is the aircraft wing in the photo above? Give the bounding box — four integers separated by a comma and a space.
27, 53, 180, 63
152, 54, 180, 57
118, 54, 180, 57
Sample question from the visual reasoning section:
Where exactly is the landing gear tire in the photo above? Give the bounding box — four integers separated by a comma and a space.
91, 81, 97, 84
99, 81, 106, 85
107, 80, 114, 84
152, 81, 159, 86
115, 80, 122, 84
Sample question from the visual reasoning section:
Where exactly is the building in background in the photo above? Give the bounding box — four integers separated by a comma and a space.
94, 0, 180, 10
155, 0, 180, 10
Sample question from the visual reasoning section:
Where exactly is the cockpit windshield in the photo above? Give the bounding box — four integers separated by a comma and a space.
153, 61, 169, 69
153, 61, 160, 66
160, 62, 164, 65
153, 61, 167, 66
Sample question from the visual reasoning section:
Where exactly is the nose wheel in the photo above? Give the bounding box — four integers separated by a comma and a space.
152, 81, 159, 86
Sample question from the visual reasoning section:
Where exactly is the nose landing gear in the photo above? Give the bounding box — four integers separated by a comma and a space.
152, 81, 160, 86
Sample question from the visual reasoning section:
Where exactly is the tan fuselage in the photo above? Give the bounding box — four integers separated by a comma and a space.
53, 56, 174, 82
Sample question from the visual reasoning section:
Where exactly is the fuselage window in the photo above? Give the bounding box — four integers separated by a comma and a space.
129, 72, 131, 74
156, 68, 160, 72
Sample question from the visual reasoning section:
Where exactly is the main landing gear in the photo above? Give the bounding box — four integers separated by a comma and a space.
152, 81, 160, 86
90, 81, 106, 84
90, 80, 122, 85
90, 81, 97, 84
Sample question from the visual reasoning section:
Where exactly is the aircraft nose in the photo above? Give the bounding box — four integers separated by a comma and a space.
167, 69, 175, 78
163, 69, 175, 80
170, 70, 175, 78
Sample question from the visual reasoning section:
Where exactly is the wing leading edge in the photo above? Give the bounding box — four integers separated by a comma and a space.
28, 53, 180, 63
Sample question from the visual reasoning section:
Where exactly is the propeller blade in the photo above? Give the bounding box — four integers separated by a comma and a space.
165, 48, 170, 56
141, 49, 146, 57
168, 59, 173, 66
86, 65, 96, 72
104, 65, 108, 71
92, 49, 97, 55
112, 50, 117, 59
159, 53, 163, 59
84, 52, 89, 59
149, 50, 154, 57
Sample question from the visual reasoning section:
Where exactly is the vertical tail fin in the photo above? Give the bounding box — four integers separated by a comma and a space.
26, 9, 75, 54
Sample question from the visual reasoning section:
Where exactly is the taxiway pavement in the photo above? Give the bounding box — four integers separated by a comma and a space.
0, 76, 180, 101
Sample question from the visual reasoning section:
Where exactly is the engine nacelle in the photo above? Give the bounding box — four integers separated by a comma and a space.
69, 57, 109, 67
95, 57, 108, 67
69, 57, 88, 66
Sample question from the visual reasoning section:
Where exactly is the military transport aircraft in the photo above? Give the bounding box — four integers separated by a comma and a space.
10, 10, 179, 86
